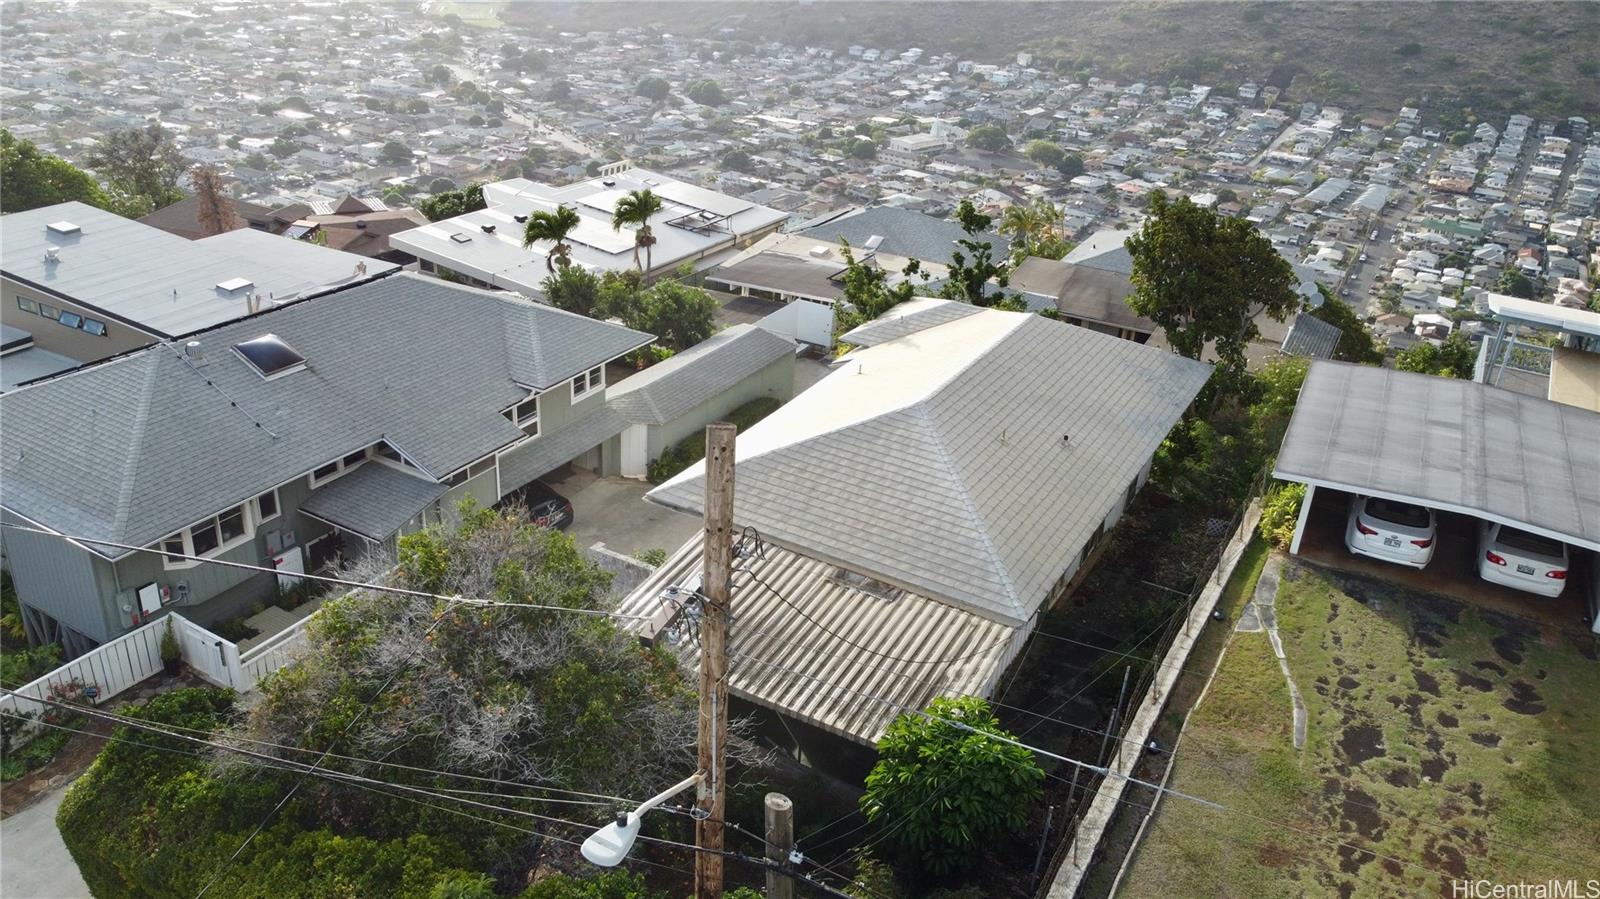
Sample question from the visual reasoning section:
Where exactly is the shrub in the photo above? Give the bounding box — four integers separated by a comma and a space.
521, 871, 666, 899
634, 548, 669, 567
1259, 481, 1307, 548
861, 696, 1043, 875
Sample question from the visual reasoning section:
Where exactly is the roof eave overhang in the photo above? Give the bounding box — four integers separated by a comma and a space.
1270, 470, 1600, 554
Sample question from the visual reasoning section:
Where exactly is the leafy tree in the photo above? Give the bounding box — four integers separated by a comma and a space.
379, 140, 413, 165
832, 239, 921, 337
999, 198, 1071, 261
521, 871, 667, 899
428, 63, 453, 85
269, 136, 300, 158
84, 123, 189, 210
547, 79, 573, 101
1056, 152, 1085, 178
406, 98, 431, 114
634, 76, 670, 102
1125, 190, 1300, 381
1396, 331, 1475, 379
467, 113, 485, 128
1497, 267, 1536, 299
686, 80, 726, 106
1024, 139, 1065, 169
428, 177, 457, 194
861, 697, 1043, 875
965, 124, 1010, 152
0, 129, 117, 214
544, 262, 604, 315
720, 149, 753, 172
939, 200, 1010, 306
628, 280, 718, 350
192, 164, 241, 236
1308, 288, 1383, 364
417, 183, 486, 221
611, 188, 664, 273
522, 204, 582, 273
849, 138, 878, 160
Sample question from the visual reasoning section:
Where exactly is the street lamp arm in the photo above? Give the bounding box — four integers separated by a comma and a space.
582, 772, 704, 868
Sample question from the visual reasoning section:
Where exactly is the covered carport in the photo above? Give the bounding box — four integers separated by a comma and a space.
1274, 362, 1600, 628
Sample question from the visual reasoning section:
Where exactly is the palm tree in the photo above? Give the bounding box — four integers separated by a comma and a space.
521, 204, 581, 272
611, 188, 664, 274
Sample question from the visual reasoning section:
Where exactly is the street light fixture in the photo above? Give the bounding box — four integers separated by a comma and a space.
581, 772, 703, 868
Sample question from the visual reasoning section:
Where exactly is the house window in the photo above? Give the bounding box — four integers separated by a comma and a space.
504, 394, 540, 437
16, 296, 38, 314
58, 311, 83, 329
255, 488, 279, 522
571, 365, 604, 401
159, 503, 256, 570
37, 303, 60, 321
82, 318, 107, 336
309, 450, 368, 488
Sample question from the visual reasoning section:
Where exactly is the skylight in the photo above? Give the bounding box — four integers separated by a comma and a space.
217, 277, 254, 292
233, 333, 305, 379
46, 221, 81, 236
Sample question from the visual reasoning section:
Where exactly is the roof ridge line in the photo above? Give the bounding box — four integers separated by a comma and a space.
908, 402, 1025, 621
108, 354, 164, 542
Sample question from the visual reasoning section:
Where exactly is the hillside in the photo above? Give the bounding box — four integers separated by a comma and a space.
505, 1, 1600, 123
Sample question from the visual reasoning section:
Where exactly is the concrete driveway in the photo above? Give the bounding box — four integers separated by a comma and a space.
1, 783, 89, 898
549, 470, 702, 560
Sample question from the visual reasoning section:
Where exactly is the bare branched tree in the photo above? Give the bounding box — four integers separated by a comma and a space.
192, 164, 242, 236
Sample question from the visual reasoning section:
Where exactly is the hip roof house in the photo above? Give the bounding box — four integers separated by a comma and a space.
0, 273, 651, 655
618, 308, 1212, 745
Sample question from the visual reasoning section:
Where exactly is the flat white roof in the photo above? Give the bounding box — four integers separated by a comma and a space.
391, 169, 788, 295
1487, 292, 1600, 339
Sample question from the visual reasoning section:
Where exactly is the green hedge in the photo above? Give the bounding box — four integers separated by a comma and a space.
647, 396, 782, 483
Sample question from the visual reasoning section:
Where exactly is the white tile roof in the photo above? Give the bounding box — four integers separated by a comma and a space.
648, 309, 1213, 625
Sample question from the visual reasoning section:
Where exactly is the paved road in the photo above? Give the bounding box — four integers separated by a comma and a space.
0, 784, 90, 899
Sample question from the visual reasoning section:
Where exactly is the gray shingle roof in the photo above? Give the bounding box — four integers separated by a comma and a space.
708, 252, 847, 302
1062, 228, 1136, 275
0, 273, 652, 555
838, 297, 982, 347
797, 206, 1011, 264
1279, 312, 1343, 360
648, 310, 1213, 625
1275, 362, 1600, 551
497, 406, 630, 489
298, 462, 447, 540
609, 325, 795, 426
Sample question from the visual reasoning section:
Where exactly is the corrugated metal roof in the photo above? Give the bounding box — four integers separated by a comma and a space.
618, 537, 1027, 745
1280, 311, 1343, 360
1274, 361, 1600, 551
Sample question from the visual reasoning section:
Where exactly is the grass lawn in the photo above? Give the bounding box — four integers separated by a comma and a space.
1119, 557, 1600, 898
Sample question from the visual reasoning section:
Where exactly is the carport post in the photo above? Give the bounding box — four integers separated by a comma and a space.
1288, 484, 1316, 555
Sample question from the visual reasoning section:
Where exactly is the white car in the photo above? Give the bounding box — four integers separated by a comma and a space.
1477, 522, 1569, 598
1344, 496, 1436, 569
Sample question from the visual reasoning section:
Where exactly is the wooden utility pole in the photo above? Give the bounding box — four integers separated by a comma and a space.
764, 793, 795, 899
696, 422, 736, 899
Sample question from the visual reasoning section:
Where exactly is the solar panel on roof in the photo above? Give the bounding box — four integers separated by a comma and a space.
233, 334, 306, 379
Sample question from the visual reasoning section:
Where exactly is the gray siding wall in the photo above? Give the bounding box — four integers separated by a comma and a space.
539, 376, 608, 434
647, 354, 796, 458
1, 510, 118, 643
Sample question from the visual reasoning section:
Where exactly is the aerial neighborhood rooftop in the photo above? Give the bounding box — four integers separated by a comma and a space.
1, 2, 1598, 897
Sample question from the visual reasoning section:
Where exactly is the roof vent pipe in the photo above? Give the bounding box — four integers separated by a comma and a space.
185, 340, 206, 365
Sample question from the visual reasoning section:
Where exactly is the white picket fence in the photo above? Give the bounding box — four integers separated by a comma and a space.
1, 609, 321, 737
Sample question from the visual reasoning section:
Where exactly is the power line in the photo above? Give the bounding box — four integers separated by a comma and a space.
724, 648, 1470, 886
191, 606, 454, 898
0, 523, 647, 620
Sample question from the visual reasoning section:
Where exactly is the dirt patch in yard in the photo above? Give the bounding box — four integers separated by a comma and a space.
1338, 724, 1385, 766
1468, 732, 1501, 748
1502, 681, 1546, 715
1472, 660, 1506, 677
1413, 669, 1440, 697
1436, 711, 1458, 728
1453, 669, 1493, 692
0, 713, 112, 817
1340, 786, 1386, 840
